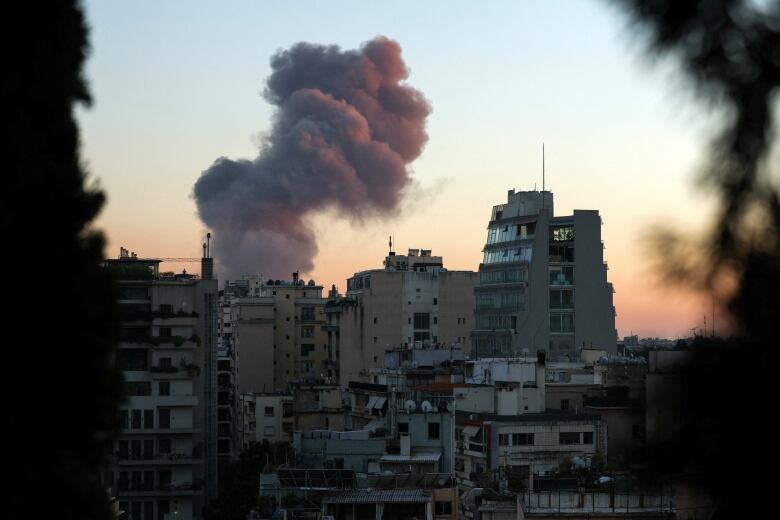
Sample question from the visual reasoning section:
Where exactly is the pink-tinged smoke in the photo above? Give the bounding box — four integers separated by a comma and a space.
194, 37, 431, 279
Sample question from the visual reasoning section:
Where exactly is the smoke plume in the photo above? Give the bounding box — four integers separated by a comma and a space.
194, 37, 431, 279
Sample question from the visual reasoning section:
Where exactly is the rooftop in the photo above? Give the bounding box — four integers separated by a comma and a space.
322, 489, 432, 504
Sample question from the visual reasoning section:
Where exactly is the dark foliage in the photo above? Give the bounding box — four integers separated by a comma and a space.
205, 441, 293, 520
611, 1, 780, 517
3, 2, 122, 519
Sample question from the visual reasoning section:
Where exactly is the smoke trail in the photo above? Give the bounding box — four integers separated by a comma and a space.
194, 37, 431, 279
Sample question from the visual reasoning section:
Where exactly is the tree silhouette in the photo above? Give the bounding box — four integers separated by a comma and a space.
4, 2, 122, 519
610, 1, 780, 517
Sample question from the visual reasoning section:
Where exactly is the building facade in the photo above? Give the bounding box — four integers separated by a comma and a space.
104, 252, 218, 520
328, 249, 476, 387
472, 189, 617, 361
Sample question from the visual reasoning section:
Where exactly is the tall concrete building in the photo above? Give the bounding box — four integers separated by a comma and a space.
472, 190, 616, 361
104, 250, 218, 520
229, 274, 332, 393
326, 249, 476, 386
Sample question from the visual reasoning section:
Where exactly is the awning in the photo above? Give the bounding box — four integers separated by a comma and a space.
380, 453, 441, 463
462, 425, 481, 437
365, 396, 378, 410
373, 396, 387, 410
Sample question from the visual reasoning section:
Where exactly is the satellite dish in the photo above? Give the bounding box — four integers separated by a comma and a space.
405, 400, 417, 413
421, 400, 433, 413
446, 401, 455, 412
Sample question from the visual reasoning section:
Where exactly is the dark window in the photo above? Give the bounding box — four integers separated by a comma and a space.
144, 501, 154, 520
119, 410, 129, 429
131, 440, 141, 460
373, 317, 377, 324
334, 458, 344, 469
433, 297, 438, 305
417, 311, 434, 329
512, 433, 534, 445
264, 406, 274, 417
559, 432, 580, 445
301, 307, 316, 320
583, 431, 594, 444
159, 381, 170, 396
159, 304, 173, 315
144, 409, 154, 428
131, 410, 142, 429
632, 424, 642, 439
301, 344, 315, 357
560, 399, 570, 410
428, 422, 440, 440
398, 422, 409, 434
499, 434, 509, 446
435, 501, 453, 515
433, 316, 438, 324
118, 440, 129, 459
414, 331, 430, 342
159, 327, 172, 337
159, 438, 171, 454
158, 409, 170, 429
143, 439, 154, 459
158, 500, 170, 520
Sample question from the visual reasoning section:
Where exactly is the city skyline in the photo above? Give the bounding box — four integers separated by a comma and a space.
77, 0, 720, 339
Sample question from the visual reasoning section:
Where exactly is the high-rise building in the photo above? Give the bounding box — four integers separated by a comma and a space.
103, 250, 218, 520
472, 189, 616, 361
327, 249, 476, 386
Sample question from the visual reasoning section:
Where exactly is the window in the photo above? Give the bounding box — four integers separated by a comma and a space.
433, 316, 438, 324
264, 406, 275, 417
143, 439, 154, 460
632, 424, 642, 439
144, 409, 154, 429
116, 349, 149, 371
435, 501, 453, 515
549, 244, 575, 263
159, 327, 172, 337
433, 298, 438, 305
118, 440, 129, 459
512, 433, 534, 445
559, 432, 581, 445
560, 399, 570, 410
119, 410, 129, 429
583, 431, 594, 444
373, 317, 378, 324
428, 422, 440, 440
300, 307, 315, 320
159, 304, 173, 315
549, 266, 574, 285
551, 225, 575, 242
301, 326, 314, 338
158, 500, 170, 520
131, 440, 142, 460
413, 313, 430, 329
131, 410, 142, 429
158, 381, 170, 396
300, 344, 315, 357
398, 422, 409, 434
549, 289, 574, 309
550, 313, 574, 333
159, 438, 171, 454
158, 409, 170, 429
334, 458, 344, 469
373, 336, 378, 344
498, 434, 509, 446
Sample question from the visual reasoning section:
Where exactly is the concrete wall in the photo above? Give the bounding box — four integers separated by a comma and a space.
233, 299, 274, 393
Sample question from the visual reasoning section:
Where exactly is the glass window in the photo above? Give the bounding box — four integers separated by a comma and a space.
550, 313, 574, 333
550, 289, 574, 309
413, 313, 430, 329
551, 225, 575, 242
549, 266, 574, 285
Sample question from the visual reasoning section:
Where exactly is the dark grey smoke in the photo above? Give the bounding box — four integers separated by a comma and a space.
194, 36, 431, 279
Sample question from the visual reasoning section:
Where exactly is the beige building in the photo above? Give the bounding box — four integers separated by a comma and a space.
327, 249, 476, 387
231, 273, 334, 393
239, 393, 294, 447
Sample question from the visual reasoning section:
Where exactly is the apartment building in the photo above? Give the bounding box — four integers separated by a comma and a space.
327, 249, 476, 387
472, 189, 617, 361
103, 251, 218, 520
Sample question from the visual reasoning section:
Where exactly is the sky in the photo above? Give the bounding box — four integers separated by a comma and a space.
77, 0, 725, 339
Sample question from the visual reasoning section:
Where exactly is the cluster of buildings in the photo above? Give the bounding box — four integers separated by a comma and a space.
102, 189, 688, 519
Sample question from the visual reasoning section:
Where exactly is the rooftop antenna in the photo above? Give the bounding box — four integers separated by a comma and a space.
389, 234, 394, 255
206, 232, 211, 258
541, 142, 546, 212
